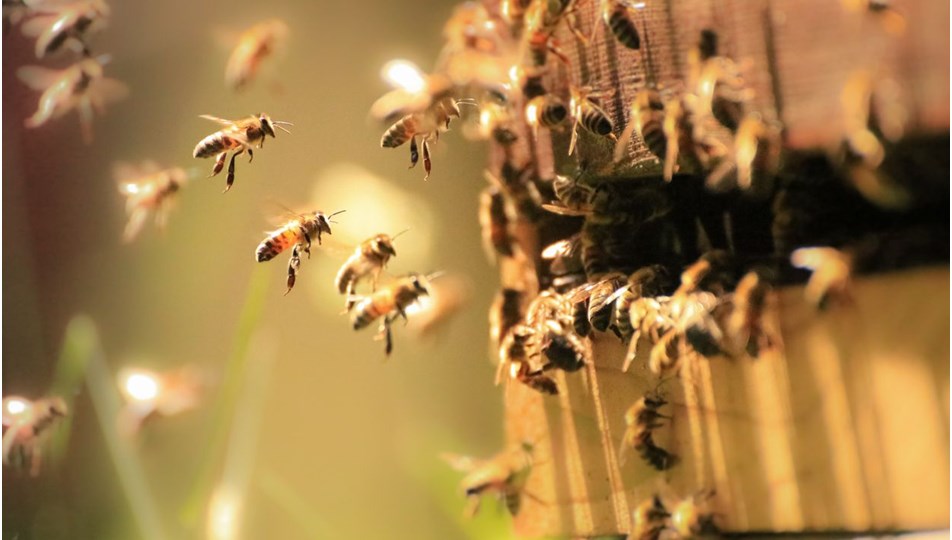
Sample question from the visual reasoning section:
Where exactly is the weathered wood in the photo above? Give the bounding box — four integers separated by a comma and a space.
505, 267, 949, 537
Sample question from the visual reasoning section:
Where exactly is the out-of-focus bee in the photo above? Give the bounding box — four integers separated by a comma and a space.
17, 54, 127, 143
695, 58, 749, 134
661, 94, 720, 182
522, 7, 569, 68
116, 366, 204, 437
256, 209, 344, 295
650, 290, 725, 374
614, 87, 666, 163
476, 100, 518, 144
405, 273, 469, 337
20, 0, 109, 58
335, 232, 401, 310
225, 18, 288, 91
500, 0, 531, 32
569, 86, 616, 156
115, 161, 189, 243
479, 184, 516, 261
371, 60, 456, 125
790, 247, 853, 309
192, 113, 292, 192
484, 167, 542, 222
671, 490, 719, 537
842, 0, 906, 35
628, 495, 671, 540
620, 391, 677, 470
2, 395, 67, 476
543, 173, 596, 215
440, 2, 503, 56
611, 266, 668, 341
539, 318, 588, 373
706, 113, 781, 193
351, 273, 432, 355
497, 324, 558, 395
728, 270, 775, 358
673, 250, 733, 298
542, 235, 586, 291
442, 442, 536, 517
490, 287, 525, 348
623, 296, 672, 372
565, 283, 593, 337
525, 94, 568, 136
599, 0, 644, 50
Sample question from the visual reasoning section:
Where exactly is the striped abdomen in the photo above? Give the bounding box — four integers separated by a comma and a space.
351, 288, 395, 330
635, 91, 667, 159
256, 224, 301, 262
588, 274, 625, 332
578, 102, 613, 136
607, 5, 640, 49
527, 95, 567, 128
193, 132, 242, 158
380, 114, 420, 148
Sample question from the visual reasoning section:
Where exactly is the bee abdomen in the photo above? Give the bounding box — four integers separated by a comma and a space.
580, 108, 614, 136
641, 122, 667, 158
193, 133, 233, 158
335, 263, 358, 294
256, 229, 295, 262
381, 115, 418, 148
351, 300, 382, 330
608, 8, 641, 49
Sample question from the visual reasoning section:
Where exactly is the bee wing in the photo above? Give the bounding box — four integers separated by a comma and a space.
89, 77, 129, 107
566, 282, 600, 303
19, 13, 59, 38
440, 452, 483, 472
541, 203, 589, 217
16, 65, 62, 90
113, 161, 143, 182
122, 207, 149, 243
199, 114, 238, 128
369, 89, 433, 124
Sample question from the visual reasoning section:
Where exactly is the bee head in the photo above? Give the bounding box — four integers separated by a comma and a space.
46, 397, 68, 418
408, 274, 430, 295
259, 114, 277, 138
372, 234, 397, 257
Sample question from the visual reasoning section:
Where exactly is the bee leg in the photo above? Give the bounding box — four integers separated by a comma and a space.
247, 147, 254, 163
422, 138, 432, 180
225, 148, 244, 193
408, 137, 419, 169
302, 229, 313, 256
380, 317, 394, 356
285, 245, 302, 295
210, 152, 227, 177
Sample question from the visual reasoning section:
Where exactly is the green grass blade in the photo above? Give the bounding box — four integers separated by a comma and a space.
48, 316, 97, 465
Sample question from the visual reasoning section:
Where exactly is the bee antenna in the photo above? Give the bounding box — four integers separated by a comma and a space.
425, 271, 445, 281
391, 228, 410, 241
274, 123, 293, 134
326, 209, 346, 223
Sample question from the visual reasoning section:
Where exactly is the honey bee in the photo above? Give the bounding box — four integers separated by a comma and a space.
115, 161, 189, 243
565, 283, 592, 337
621, 392, 677, 471
543, 173, 596, 215
17, 54, 127, 143
497, 324, 558, 395
673, 250, 733, 298
225, 18, 288, 91
350, 273, 432, 355
628, 495, 671, 540
479, 184, 516, 262
380, 98, 463, 181
670, 490, 719, 537
490, 287, 525, 348
650, 291, 725, 373
2, 395, 67, 476
790, 247, 853, 309
256, 209, 344, 295
727, 270, 774, 358
568, 86, 616, 156
599, 0, 644, 50
611, 266, 668, 342
192, 113, 292, 192
441, 442, 536, 517
586, 272, 628, 333
116, 366, 203, 436
623, 296, 672, 372
542, 235, 586, 291
20, 0, 109, 58
370, 60, 455, 124
706, 113, 781, 193
696, 59, 748, 133
335, 232, 401, 310
614, 87, 666, 163
405, 273, 469, 337
525, 94, 568, 136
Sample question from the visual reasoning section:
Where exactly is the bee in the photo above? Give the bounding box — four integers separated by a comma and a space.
335, 232, 401, 310
441, 442, 536, 517
728, 270, 774, 358
380, 98, 463, 181
612, 266, 668, 342
17, 54, 127, 143
600, 0, 644, 50
623, 296, 672, 372
192, 113, 292, 192
479, 184, 516, 261
670, 490, 719, 537
628, 495, 671, 540
673, 250, 733, 298
225, 18, 288, 91
371, 60, 456, 124
706, 113, 781, 193
586, 272, 628, 333
539, 319, 588, 373
842, 0, 906, 35
790, 247, 853, 309
525, 94, 568, 136
542, 235, 586, 291
543, 173, 596, 215
696, 58, 748, 133
497, 325, 558, 395
405, 273, 469, 337
490, 287, 525, 348
484, 167, 542, 223
614, 88, 666, 163
115, 161, 189, 243
621, 392, 677, 470
568, 86, 616, 156
650, 291, 725, 374
500, 0, 531, 31
351, 273, 432, 355
256, 209, 344, 295
20, 0, 109, 58
2, 395, 68, 476
565, 283, 593, 337
648, 327, 684, 376
116, 366, 203, 436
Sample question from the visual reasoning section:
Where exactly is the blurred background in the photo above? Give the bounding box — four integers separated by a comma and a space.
2, 1, 515, 538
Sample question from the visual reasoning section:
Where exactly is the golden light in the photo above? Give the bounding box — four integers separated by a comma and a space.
403, 295, 434, 317
381, 59, 426, 93
119, 368, 161, 403
206, 486, 242, 540
632, 2, 646, 9
2, 396, 31, 426
122, 182, 140, 194
525, 101, 540, 126
5, 398, 28, 415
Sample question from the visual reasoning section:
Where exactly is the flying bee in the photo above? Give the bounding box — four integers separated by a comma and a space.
479, 184, 516, 262
569, 86, 616, 156
351, 273, 432, 355
405, 273, 469, 337
115, 160, 189, 243
335, 231, 402, 310
525, 94, 568, 136
628, 495, 671, 540
371, 60, 456, 124
790, 247, 853, 309
18, 54, 127, 143
599, 0, 644, 50
671, 490, 719, 537
707, 113, 781, 193
620, 393, 670, 462
192, 113, 292, 192
256, 209, 344, 295
2, 395, 67, 476
116, 365, 204, 436
441, 442, 536, 517
728, 270, 775, 358
380, 98, 463, 181
225, 18, 288, 91
20, 0, 109, 58
614, 87, 666, 163
611, 266, 668, 342
696, 56, 749, 133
